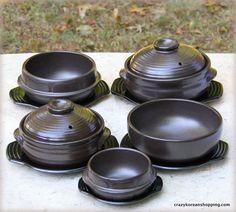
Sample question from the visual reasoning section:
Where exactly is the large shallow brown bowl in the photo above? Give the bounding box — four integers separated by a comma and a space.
18, 52, 101, 104
128, 99, 223, 164
120, 38, 217, 101
13, 99, 107, 168
82, 148, 157, 201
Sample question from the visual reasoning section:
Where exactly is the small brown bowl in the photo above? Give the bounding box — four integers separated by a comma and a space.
13, 99, 108, 168
82, 148, 158, 201
128, 99, 223, 164
18, 52, 101, 104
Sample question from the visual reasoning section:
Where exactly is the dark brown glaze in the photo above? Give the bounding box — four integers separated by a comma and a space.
120, 38, 217, 101
14, 99, 106, 168
82, 148, 157, 201
18, 52, 101, 104
128, 99, 223, 163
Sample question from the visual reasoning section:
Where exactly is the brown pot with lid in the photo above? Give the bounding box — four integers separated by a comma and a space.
14, 99, 108, 168
120, 38, 217, 101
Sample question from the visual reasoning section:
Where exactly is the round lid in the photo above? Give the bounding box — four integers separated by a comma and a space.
22, 99, 104, 142
128, 38, 206, 79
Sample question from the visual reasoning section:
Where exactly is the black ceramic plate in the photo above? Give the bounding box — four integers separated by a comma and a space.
111, 78, 223, 104
78, 176, 163, 205
6, 134, 119, 174
9, 80, 110, 108
120, 134, 228, 170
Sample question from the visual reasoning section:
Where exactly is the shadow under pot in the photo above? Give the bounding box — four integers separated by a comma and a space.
14, 99, 106, 168
82, 148, 160, 202
120, 38, 217, 101
128, 99, 223, 164
18, 52, 101, 104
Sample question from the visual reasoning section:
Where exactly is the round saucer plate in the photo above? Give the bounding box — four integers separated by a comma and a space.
10, 80, 110, 108
6, 133, 118, 174
78, 176, 163, 205
111, 78, 223, 104
120, 134, 228, 170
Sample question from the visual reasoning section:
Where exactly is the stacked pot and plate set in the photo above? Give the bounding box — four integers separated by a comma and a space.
7, 38, 228, 205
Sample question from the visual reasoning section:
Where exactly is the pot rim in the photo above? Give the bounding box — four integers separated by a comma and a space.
123, 51, 212, 82
19, 109, 105, 145
128, 98, 222, 143
87, 147, 154, 182
22, 51, 97, 82
18, 72, 101, 97
82, 173, 156, 194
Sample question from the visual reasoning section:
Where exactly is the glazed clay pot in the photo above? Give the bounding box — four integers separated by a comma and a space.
14, 99, 107, 168
128, 99, 223, 164
18, 52, 101, 104
120, 38, 217, 101
82, 148, 157, 201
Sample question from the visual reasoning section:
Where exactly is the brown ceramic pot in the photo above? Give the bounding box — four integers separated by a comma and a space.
14, 99, 107, 168
82, 148, 158, 201
128, 99, 223, 164
120, 38, 217, 101
18, 52, 101, 104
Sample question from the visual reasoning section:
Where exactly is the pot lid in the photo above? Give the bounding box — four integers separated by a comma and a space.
22, 99, 104, 142
128, 38, 206, 79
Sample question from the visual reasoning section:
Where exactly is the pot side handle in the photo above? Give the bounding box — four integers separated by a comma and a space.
152, 176, 163, 193
119, 69, 126, 79
14, 128, 23, 146
98, 127, 111, 150
209, 68, 217, 80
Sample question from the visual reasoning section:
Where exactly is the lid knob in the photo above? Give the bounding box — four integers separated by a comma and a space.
154, 38, 179, 51
48, 99, 74, 115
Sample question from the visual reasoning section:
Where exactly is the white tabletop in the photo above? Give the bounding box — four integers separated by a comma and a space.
0, 53, 235, 211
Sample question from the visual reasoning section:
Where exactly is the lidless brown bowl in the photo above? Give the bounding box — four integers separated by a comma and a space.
82, 148, 157, 201
128, 99, 223, 164
13, 99, 107, 168
120, 38, 217, 101
18, 52, 101, 104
